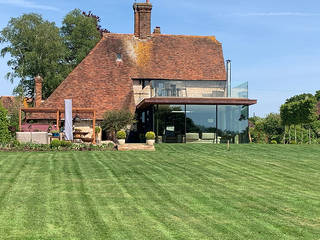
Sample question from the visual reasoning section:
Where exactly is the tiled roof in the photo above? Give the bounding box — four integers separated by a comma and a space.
128, 34, 226, 80
0, 96, 15, 111
38, 33, 226, 119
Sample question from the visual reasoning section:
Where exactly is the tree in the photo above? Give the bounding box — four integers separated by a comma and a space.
249, 116, 267, 143
0, 103, 11, 144
262, 113, 284, 143
101, 110, 135, 142
281, 93, 318, 144
0, 13, 70, 99
285, 93, 314, 104
61, 9, 103, 68
315, 90, 320, 102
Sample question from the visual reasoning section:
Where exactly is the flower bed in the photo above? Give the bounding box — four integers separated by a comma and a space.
0, 141, 115, 152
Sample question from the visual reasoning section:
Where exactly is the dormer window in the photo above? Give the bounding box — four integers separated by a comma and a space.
116, 53, 122, 62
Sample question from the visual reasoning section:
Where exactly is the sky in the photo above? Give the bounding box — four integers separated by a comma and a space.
0, 0, 319, 117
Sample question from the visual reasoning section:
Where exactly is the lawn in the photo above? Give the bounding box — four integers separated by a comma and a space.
0, 144, 320, 240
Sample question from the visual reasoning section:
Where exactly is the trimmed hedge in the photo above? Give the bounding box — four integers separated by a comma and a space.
0, 104, 11, 144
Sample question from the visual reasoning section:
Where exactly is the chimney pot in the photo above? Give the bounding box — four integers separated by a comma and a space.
153, 26, 161, 34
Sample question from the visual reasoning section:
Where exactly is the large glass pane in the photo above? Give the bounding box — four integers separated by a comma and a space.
231, 82, 248, 98
134, 107, 154, 143
186, 105, 217, 143
185, 81, 226, 98
152, 80, 186, 97
217, 105, 249, 144
151, 80, 226, 98
155, 105, 185, 143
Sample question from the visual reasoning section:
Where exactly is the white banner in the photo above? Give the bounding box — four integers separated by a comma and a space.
64, 99, 73, 141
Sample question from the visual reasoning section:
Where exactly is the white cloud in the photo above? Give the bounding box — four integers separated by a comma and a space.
237, 12, 320, 17
0, 0, 59, 11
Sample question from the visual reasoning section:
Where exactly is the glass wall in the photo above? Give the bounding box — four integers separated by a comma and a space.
231, 82, 248, 99
217, 105, 249, 144
186, 105, 216, 143
155, 105, 185, 143
150, 104, 249, 144
151, 80, 226, 98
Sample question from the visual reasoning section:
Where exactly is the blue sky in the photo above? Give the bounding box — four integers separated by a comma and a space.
0, 0, 319, 117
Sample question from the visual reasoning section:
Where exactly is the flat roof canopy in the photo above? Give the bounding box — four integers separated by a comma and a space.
137, 97, 257, 110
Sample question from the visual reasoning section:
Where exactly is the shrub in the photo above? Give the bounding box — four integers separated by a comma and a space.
10, 139, 20, 147
60, 140, 72, 148
270, 140, 277, 144
117, 130, 126, 139
95, 126, 101, 134
102, 110, 135, 141
290, 140, 297, 144
0, 104, 11, 144
145, 131, 155, 140
107, 142, 115, 149
50, 139, 61, 149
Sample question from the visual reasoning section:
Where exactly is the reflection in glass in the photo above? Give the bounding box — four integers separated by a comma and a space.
156, 105, 185, 143
151, 80, 226, 98
186, 105, 216, 143
217, 105, 249, 144
152, 104, 250, 144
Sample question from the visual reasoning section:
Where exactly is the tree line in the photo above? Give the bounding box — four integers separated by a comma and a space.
0, 10, 109, 100
250, 91, 320, 144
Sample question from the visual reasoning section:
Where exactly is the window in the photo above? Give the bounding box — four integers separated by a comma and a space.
116, 53, 122, 62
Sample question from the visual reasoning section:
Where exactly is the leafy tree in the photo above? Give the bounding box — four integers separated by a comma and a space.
102, 110, 135, 142
285, 93, 314, 104
280, 103, 295, 143
0, 103, 11, 144
262, 113, 284, 143
315, 90, 320, 102
0, 13, 70, 99
249, 116, 267, 143
281, 93, 318, 143
61, 9, 103, 68
82, 11, 110, 35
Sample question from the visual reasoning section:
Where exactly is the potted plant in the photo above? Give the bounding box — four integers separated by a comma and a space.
145, 131, 155, 146
116, 130, 126, 145
95, 127, 101, 143
51, 130, 60, 137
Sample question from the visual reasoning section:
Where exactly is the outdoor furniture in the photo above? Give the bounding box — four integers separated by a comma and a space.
73, 131, 93, 143
186, 133, 200, 142
20, 108, 97, 144
73, 131, 89, 139
202, 133, 215, 140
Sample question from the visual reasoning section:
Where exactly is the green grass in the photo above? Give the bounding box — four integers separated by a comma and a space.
0, 144, 320, 240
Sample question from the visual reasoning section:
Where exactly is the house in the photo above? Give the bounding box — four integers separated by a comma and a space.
0, 96, 15, 111
25, 0, 257, 144
1, 96, 32, 112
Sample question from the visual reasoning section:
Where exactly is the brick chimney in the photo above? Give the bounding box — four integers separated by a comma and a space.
34, 75, 43, 107
133, 0, 152, 39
